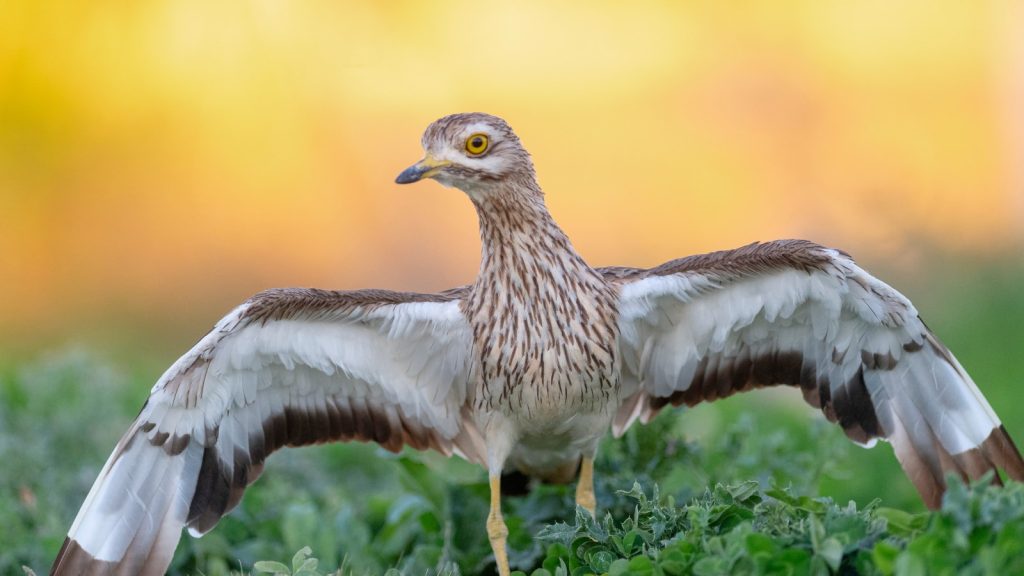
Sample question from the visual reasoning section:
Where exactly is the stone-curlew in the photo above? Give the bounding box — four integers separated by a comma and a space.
52, 113, 1024, 576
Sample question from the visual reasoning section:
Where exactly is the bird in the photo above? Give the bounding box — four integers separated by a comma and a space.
51, 112, 1024, 576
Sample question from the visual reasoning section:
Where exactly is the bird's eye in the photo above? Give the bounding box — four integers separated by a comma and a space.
465, 133, 489, 155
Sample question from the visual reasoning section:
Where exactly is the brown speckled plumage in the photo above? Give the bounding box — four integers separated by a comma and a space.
244, 286, 467, 324
467, 190, 619, 416
599, 239, 840, 283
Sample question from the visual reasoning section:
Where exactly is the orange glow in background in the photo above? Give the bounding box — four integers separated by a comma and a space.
2, 2, 1023, 354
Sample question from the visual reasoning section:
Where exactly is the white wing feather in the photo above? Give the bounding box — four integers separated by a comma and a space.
52, 290, 482, 575
609, 241, 1023, 507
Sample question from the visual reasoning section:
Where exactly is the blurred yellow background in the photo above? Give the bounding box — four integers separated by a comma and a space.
2, 1, 1023, 355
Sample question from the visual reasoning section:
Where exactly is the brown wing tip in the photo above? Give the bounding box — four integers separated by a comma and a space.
50, 537, 113, 576
980, 425, 1024, 482
898, 425, 1024, 510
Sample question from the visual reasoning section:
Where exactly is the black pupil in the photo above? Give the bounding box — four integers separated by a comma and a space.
471, 137, 484, 149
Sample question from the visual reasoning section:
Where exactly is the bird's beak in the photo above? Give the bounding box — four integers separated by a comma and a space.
395, 155, 452, 184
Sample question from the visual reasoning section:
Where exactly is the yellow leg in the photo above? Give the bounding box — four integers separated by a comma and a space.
487, 474, 511, 576
576, 456, 596, 517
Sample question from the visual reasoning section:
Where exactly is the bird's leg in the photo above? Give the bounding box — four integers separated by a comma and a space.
487, 474, 511, 576
575, 455, 596, 517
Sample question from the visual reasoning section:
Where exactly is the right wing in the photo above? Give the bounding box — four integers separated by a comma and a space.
51, 287, 484, 576
604, 240, 1023, 507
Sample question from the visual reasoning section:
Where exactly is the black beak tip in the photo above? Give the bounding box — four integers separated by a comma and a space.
395, 166, 423, 185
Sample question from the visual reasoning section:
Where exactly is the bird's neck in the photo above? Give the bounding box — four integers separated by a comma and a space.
466, 181, 621, 416
471, 183, 595, 287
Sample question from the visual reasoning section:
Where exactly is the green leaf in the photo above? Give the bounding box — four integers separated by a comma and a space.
893, 552, 927, 576
627, 555, 655, 575
871, 541, 900, 575
744, 532, 775, 557
537, 522, 578, 545
726, 481, 760, 503
816, 537, 844, 572
621, 530, 639, 555
691, 556, 728, 576
608, 558, 631, 576
875, 507, 928, 536
252, 560, 291, 575
588, 549, 615, 573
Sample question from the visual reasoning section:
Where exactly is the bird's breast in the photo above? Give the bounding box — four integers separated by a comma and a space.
467, 271, 621, 421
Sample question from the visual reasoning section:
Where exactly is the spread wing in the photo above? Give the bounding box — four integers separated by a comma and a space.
606, 240, 1024, 508
51, 287, 484, 576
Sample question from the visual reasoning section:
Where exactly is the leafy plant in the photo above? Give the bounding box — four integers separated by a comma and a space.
530, 481, 886, 576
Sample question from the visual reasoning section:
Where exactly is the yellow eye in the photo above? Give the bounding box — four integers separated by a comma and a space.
465, 133, 489, 155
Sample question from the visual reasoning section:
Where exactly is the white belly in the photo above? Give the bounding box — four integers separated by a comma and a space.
475, 397, 617, 481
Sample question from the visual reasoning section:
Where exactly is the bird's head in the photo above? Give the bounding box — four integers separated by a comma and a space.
396, 113, 537, 199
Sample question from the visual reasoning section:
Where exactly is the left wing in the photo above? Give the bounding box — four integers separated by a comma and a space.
51, 287, 483, 576
604, 240, 1023, 507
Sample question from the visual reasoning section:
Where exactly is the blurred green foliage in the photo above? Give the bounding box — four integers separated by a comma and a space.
3, 266, 1023, 575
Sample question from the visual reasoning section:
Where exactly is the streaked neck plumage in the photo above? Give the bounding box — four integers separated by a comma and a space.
471, 179, 593, 285
465, 178, 620, 416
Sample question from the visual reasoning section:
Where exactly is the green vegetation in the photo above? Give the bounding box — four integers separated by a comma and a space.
243, 477, 1024, 576
4, 264, 1024, 575
529, 476, 1024, 576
